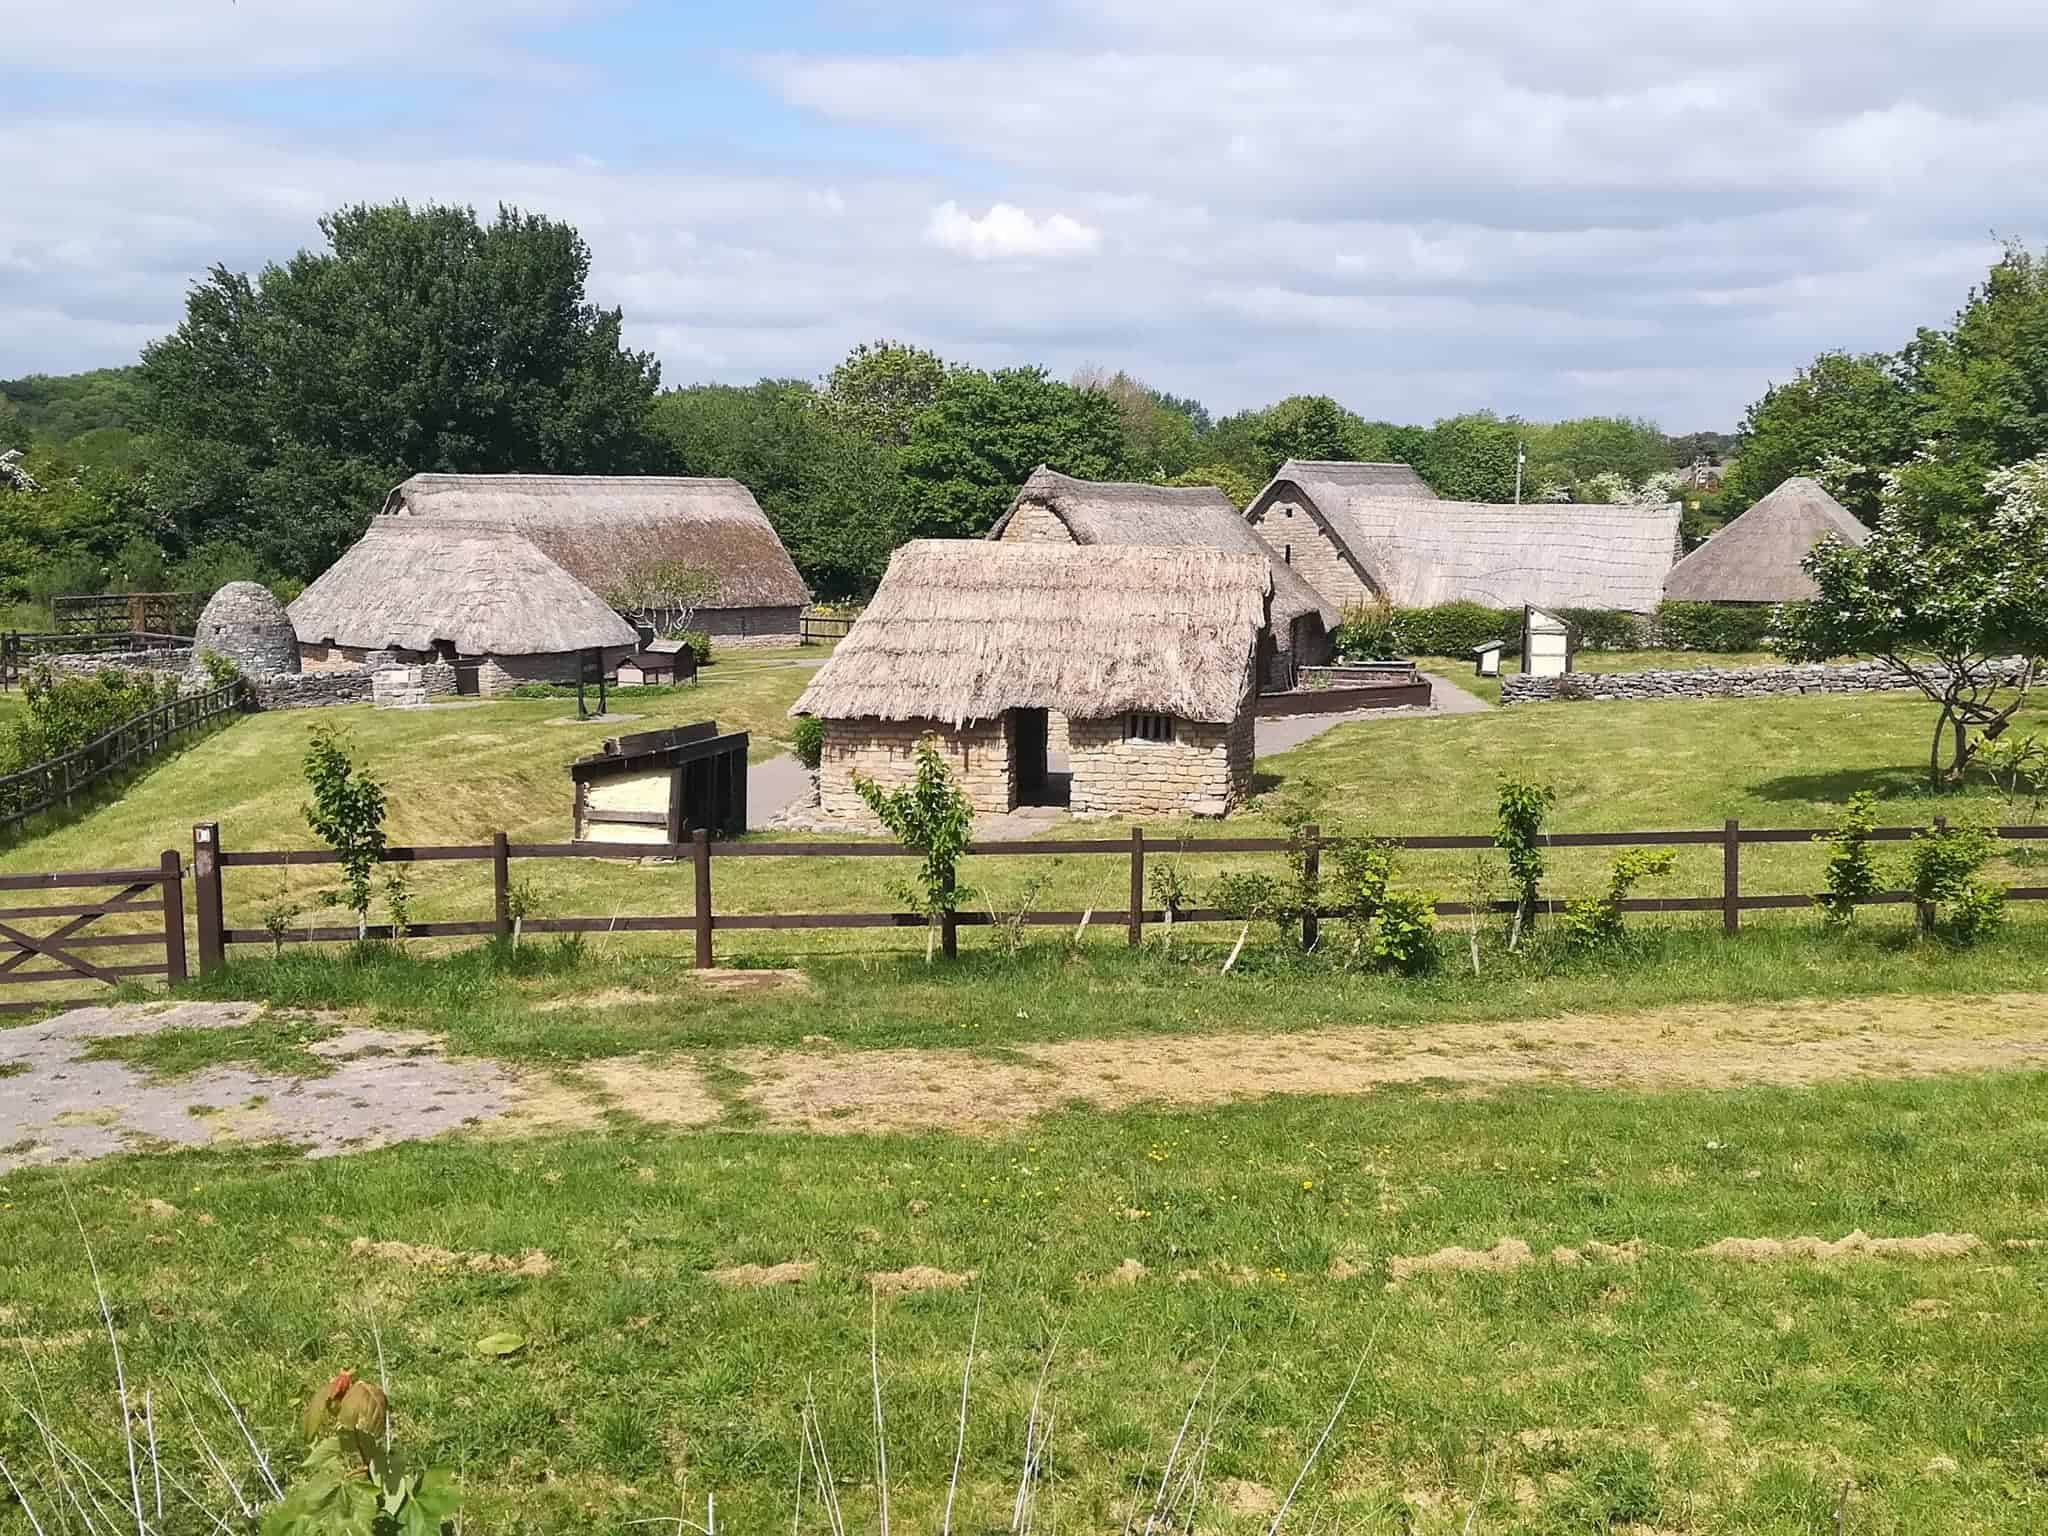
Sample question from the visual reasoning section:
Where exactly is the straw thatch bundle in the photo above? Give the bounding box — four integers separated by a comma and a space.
289, 519, 638, 655
990, 466, 1338, 635
1663, 476, 1871, 603
1274, 458, 1439, 503
793, 540, 1269, 727
382, 474, 810, 609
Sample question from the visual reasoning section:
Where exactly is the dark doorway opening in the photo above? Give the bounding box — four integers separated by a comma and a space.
1011, 708, 1070, 807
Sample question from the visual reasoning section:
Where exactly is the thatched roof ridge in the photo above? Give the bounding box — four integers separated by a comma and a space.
793, 540, 1268, 727
383, 473, 810, 609
1328, 496, 1683, 612
1277, 459, 1439, 501
990, 466, 1338, 629
1663, 476, 1871, 603
289, 519, 638, 656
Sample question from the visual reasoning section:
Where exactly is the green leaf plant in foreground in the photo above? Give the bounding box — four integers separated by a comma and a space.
265, 1369, 460, 1536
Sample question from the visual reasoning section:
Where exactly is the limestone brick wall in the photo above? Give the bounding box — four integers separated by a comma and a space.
1249, 499, 1374, 611
698, 606, 803, 646
252, 662, 456, 710
818, 716, 1016, 822
1068, 712, 1250, 818
994, 502, 1078, 544
1502, 658, 2035, 706
1047, 711, 1070, 756
475, 648, 634, 697
38, 648, 193, 683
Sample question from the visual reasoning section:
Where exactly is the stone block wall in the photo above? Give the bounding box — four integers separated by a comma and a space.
252, 662, 456, 710
38, 648, 193, 683
698, 606, 804, 647
475, 648, 635, 696
1248, 499, 1373, 611
995, 502, 1077, 545
818, 716, 1015, 822
1068, 711, 1250, 818
1501, 659, 2034, 706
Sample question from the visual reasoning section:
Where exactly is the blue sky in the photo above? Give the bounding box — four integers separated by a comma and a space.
7, 0, 2048, 429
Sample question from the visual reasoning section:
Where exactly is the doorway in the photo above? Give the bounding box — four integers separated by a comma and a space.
1010, 708, 1069, 807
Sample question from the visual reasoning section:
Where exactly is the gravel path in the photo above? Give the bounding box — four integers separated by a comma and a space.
1255, 676, 1490, 755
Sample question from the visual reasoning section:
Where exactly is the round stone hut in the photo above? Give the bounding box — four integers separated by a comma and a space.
189, 581, 301, 681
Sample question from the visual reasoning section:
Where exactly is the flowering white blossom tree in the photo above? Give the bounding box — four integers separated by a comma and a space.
1775, 454, 2048, 788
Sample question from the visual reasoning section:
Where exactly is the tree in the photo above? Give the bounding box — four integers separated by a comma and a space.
1523, 416, 1664, 497
900, 366, 1129, 539
1072, 367, 1204, 478
607, 559, 718, 639
649, 381, 815, 514
302, 724, 389, 937
854, 736, 974, 963
140, 201, 665, 581
819, 340, 949, 446
1161, 463, 1259, 509
1905, 241, 2048, 484
1246, 394, 1378, 478
1775, 454, 2048, 788
1420, 412, 1521, 501
1721, 352, 1917, 521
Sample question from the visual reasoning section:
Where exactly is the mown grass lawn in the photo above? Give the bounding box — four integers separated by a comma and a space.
1415, 650, 1785, 706
7, 1062, 2047, 1532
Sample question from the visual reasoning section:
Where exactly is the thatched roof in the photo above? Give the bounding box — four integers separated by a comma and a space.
289, 519, 638, 656
382, 474, 810, 610
1275, 459, 1439, 503
793, 540, 1269, 727
988, 466, 1338, 631
1662, 476, 1871, 603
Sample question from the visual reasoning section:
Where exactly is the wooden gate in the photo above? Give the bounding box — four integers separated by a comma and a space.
0, 855, 187, 1014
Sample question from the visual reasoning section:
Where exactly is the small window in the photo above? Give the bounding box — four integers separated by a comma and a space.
1283, 543, 1292, 564
1126, 712, 1174, 744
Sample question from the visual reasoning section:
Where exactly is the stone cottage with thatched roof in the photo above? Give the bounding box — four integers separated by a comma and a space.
378, 473, 811, 646
793, 540, 1269, 821
1662, 476, 1871, 604
289, 520, 639, 693
989, 466, 1337, 689
1246, 459, 1679, 613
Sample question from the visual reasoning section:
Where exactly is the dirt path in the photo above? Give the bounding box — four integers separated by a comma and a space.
729, 991, 2048, 1134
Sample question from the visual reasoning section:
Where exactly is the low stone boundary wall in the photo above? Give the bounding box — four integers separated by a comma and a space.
37, 647, 194, 682
1502, 659, 2032, 706
252, 662, 457, 710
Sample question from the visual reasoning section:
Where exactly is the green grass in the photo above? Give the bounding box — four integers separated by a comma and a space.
6, 1067, 2047, 1531
78, 1009, 339, 1078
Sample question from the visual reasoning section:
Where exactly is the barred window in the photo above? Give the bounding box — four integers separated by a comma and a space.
1126, 712, 1175, 744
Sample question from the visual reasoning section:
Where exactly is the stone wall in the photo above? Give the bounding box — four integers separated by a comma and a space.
1068, 711, 1250, 818
996, 502, 1077, 545
1247, 498, 1374, 610
37, 647, 193, 682
1502, 658, 2035, 706
252, 662, 457, 710
698, 606, 804, 647
818, 716, 1016, 822
475, 648, 636, 697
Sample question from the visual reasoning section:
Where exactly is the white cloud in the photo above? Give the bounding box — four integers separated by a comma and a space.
924, 201, 1101, 261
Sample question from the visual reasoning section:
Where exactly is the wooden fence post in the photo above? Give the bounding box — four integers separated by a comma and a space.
1301, 822, 1321, 952
1918, 815, 1946, 934
1722, 819, 1741, 935
1128, 826, 1145, 948
693, 828, 714, 967
492, 831, 512, 940
940, 864, 958, 960
191, 822, 224, 976
160, 849, 188, 984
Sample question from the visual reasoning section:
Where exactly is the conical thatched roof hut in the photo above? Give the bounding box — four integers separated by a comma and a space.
794, 541, 1269, 822
289, 520, 637, 691
382, 474, 811, 646
988, 467, 1336, 686
1662, 477, 1871, 603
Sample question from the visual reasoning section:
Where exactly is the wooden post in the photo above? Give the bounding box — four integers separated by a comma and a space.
940, 864, 958, 960
1128, 826, 1145, 948
1918, 815, 1946, 934
159, 849, 188, 984
191, 822, 224, 977
1300, 823, 1321, 952
492, 831, 512, 939
1722, 819, 1741, 935
693, 828, 714, 967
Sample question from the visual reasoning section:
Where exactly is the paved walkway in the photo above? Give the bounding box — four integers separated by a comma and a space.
748, 753, 814, 829
1255, 676, 1490, 755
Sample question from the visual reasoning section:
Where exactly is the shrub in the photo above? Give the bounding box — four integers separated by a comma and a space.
0, 665, 177, 796
302, 724, 388, 935
791, 714, 824, 770
680, 630, 713, 665
1561, 848, 1678, 950
1908, 820, 2005, 944
198, 647, 243, 690
854, 735, 974, 963
1815, 791, 1886, 927
1553, 606, 1646, 651
1494, 776, 1557, 947
1390, 601, 1517, 657
1653, 600, 1778, 653
1333, 596, 1401, 660
1326, 835, 1437, 974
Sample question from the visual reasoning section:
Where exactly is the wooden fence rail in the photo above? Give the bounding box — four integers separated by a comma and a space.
0, 856, 186, 1013
797, 608, 857, 644
0, 682, 248, 836
188, 818, 2048, 975
2, 630, 192, 689
52, 591, 204, 636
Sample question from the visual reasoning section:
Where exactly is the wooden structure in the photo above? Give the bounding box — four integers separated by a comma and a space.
176, 815, 2047, 975
799, 608, 858, 644
0, 682, 247, 836
1473, 640, 1506, 677
616, 638, 698, 687
2, 630, 189, 690
0, 857, 187, 1013
571, 722, 749, 844
1521, 606, 1577, 678
53, 592, 202, 637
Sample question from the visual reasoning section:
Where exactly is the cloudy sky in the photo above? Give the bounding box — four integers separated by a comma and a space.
7, 1, 2046, 430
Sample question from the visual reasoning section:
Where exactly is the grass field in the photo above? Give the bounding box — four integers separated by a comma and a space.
1417, 651, 1782, 706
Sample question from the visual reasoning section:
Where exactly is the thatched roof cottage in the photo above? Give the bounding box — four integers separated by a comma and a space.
289, 520, 639, 692
794, 540, 1269, 821
1246, 461, 1680, 613
1662, 476, 1871, 604
989, 466, 1337, 688
381, 474, 811, 646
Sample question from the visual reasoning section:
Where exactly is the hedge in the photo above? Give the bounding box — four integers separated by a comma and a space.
1369, 599, 1786, 659
1651, 601, 1780, 652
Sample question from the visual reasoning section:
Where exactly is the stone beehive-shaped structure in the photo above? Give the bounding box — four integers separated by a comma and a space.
190, 581, 301, 680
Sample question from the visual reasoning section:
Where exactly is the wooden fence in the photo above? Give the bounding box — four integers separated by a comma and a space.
52, 591, 203, 636
797, 608, 857, 643
186, 818, 2048, 974
2, 630, 191, 689
0, 857, 186, 1013
0, 682, 248, 836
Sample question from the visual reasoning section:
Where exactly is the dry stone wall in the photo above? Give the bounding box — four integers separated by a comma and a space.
37, 647, 193, 682
1068, 713, 1249, 818
1502, 658, 2034, 706
818, 716, 1016, 823
252, 662, 456, 710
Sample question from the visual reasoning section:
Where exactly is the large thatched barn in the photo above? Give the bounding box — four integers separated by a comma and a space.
289, 520, 639, 692
989, 466, 1337, 688
1662, 477, 1871, 604
1246, 459, 1680, 613
793, 541, 1269, 821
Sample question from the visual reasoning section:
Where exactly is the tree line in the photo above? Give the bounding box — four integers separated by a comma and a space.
2, 200, 1739, 612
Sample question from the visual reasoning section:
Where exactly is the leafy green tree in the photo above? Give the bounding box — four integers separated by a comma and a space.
140, 202, 665, 581
1161, 463, 1259, 508
819, 340, 949, 446
1721, 352, 1917, 520
302, 724, 389, 936
1246, 394, 1378, 478
1073, 368, 1205, 478
1421, 412, 1521, 501
649, 380, 815, 510
1523, 416, 1664, 496
853, 736, 975, 963
779, 419, 911, 597
900, 366, 1129, 539
1905, 242, 2048, 484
